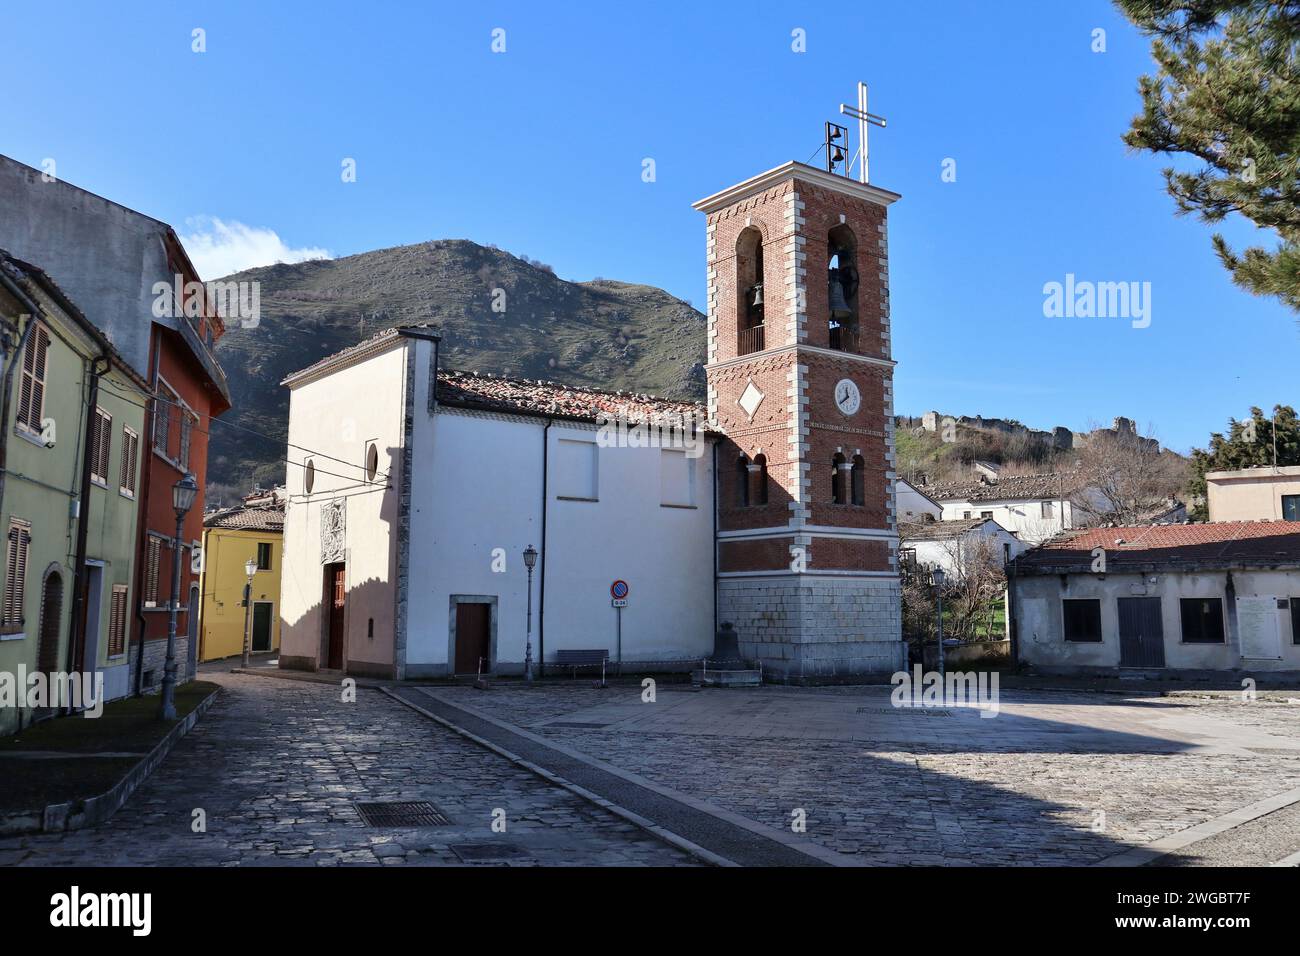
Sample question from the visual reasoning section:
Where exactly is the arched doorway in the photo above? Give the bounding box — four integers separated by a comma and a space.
37, 568, 63, 674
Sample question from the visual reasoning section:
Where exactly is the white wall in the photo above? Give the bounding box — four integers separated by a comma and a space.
1014, 568, 1300, 672
405, 363, 715, 674
896, 480, 942, 522
280, 343, 407, 675
907, 523, 1027, 579
940, 498, 1081, 544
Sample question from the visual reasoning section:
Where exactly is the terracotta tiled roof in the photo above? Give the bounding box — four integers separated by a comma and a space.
436, 368, 706, 427
898, 518, 1000, 541
282, 324, 708, 429
203, 503, 284, 533
929, 472, 1082, 503
1013, 520, 1300, 574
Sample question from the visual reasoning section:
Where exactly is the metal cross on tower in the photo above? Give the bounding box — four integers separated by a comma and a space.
839, 81, 888, 184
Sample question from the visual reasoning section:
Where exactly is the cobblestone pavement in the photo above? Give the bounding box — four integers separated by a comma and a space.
0, 673, 694, 867
430, 682, 1300, 866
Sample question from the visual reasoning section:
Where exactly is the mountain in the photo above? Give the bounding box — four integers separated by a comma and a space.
206, 240, 706, 502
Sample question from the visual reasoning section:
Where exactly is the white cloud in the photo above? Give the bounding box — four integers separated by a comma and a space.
178, 217, 331, 278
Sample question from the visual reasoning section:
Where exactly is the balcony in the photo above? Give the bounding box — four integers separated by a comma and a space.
738, 323, 765, 356
828, 322, 861, 354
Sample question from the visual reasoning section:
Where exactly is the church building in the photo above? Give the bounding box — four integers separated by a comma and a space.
277, 158, 904, 681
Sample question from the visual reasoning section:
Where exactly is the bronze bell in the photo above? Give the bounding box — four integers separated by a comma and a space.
828, 269, 852, 318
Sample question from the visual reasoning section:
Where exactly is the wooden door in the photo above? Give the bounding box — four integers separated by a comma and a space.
1118, 597, 1165, 667
326, 564, 345, 669
454, 602, 491, 675
252, 602, 273, 652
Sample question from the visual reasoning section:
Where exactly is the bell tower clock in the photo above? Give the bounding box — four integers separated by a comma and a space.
694, 156, 905, 680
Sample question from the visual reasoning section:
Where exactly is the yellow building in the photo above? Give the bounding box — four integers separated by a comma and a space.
198, 489, 284, 661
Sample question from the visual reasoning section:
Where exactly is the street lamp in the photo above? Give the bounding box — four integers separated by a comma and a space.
930, 567, 947, 679
522, 544, 538, 682
160, 473, 198, 720
241, 557, 257, 669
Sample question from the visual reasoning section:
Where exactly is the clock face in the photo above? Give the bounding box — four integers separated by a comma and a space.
834, 378, 861, 416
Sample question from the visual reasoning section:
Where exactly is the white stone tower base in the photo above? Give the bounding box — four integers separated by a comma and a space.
718, 574, 905, 681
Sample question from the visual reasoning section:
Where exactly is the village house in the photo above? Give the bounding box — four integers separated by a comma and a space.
899, 516, 1027, 581
278, 159, 907, 680
929, 472, 1102, 545
1009, 521, 1300, 675
198, 488, 285, 662
895, 478, 942, 523
0, 253, 149, 734
1206, 465, 1300, 522
0, 155, 231, 695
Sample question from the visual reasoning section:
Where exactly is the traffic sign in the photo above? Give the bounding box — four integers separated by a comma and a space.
610, 580, 629, 600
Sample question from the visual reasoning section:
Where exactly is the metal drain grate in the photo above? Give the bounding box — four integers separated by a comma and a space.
857, 706, 952, 718
354, 801, 450, 827
450, 843, 533, 863
545, 721, 610, 729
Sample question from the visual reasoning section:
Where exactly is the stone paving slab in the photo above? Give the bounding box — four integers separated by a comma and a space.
430, 683, 1300, 866
0, 674, 694, 867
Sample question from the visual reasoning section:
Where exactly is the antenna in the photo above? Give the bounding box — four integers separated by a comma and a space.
838, 81, 888, 184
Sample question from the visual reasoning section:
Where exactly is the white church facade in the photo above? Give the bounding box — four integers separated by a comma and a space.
278, 159, 907, 680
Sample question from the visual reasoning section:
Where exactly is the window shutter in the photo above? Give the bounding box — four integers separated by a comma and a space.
17, 325, 48, 432
119, 427, 139, 494
3, 521, 31, 629
98, 412, 111, 481
108, 586, 128, 657
145, 537, 162, 604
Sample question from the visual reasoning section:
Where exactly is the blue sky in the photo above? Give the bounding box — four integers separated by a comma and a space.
1, 0, 1293, 454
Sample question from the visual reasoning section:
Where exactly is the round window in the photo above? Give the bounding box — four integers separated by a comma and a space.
304, 459, 315, 494
366, 443, 378, 482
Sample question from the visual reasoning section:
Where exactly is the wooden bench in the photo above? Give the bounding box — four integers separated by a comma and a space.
554, 649, 609, 680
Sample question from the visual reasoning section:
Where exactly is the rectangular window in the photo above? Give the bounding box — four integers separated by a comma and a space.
1180, 597, 1226, 644
1283, 495, 1300, 522
1292, 598, 1300, 645
962, 511, 971, 519
660, 449, 695, 507
108, 585, 129, 658
2, 518, 32, 633
1063, 598, 1102, 642
120, 426, 139, 497
555, 439, 598, 500
90, 407, 112, 485
1041, 500, 1054, 519
257, 542, 272, 571
980, 510, 993, 520
16, 324, 49, 435
153, 384, 174, 456
144, 536, 163, 606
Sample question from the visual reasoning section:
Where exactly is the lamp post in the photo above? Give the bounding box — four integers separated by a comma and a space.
522, 544, 538, 682
241, 557, 257, 669
160, 473, 198, 720
931, 567, 947, 680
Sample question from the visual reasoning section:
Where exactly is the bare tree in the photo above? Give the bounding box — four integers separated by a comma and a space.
1073, 424, 1188, 526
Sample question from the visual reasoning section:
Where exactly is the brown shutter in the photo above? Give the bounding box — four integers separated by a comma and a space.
17, 325, 48, 431
108, 586, 128, 657
97, 412, 112, 482
145, 537, 162, 604
3, 520, 31, 629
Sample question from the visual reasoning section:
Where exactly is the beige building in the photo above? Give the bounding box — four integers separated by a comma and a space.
1206, 466, 1300, 523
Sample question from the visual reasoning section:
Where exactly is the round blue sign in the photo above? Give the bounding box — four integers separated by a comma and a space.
610, 580, 629, 599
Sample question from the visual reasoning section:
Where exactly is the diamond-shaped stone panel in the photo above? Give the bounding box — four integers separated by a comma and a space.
738, 379, 765, 419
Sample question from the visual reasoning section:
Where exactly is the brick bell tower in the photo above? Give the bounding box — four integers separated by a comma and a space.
694, 156, 904, 680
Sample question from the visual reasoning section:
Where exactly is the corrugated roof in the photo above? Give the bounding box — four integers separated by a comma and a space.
1012, 521, 1300, 574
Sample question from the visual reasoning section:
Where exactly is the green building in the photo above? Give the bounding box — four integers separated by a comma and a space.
0, 252, 149, 736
